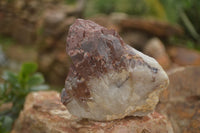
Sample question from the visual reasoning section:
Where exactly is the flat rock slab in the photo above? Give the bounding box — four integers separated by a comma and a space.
12, 91, 173, 133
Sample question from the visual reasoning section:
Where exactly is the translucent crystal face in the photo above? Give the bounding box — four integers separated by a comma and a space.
61, 19, 169, 121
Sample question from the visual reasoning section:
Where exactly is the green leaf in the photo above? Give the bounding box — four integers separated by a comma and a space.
0, 84, 5, 95
0, 84, 7, 105
19, 62, 38, 89
2, 71, 18, 85
27, 73, 45, 86
30, 85, 49, 91
0, 84, 7, 102
0, 116, 13, 132
20, 62, 38, 77
0, 62, 47, 132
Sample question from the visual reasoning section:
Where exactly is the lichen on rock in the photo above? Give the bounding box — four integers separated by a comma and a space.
61, 19, 169, 121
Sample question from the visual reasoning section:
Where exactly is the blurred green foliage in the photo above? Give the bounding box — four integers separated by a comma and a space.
85, 0, 200, 47
115, 0, 148, 15
0, 62, 48, 133
160, 0, 200, 41
95, 0, 116, 14
65, 0, 77, 4
85, 0, 168, 18
85, 0, 149, 17
144, 0, 167, 20
0, 35, 14, 46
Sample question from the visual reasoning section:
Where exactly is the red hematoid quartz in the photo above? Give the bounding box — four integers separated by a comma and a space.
61, 19, 169, 121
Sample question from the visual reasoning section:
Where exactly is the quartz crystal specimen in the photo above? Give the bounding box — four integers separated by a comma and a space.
61, 19, 169, 121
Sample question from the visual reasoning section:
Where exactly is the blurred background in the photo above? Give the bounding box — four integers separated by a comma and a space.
0, 0, 200, 87
0, 0, 200, 132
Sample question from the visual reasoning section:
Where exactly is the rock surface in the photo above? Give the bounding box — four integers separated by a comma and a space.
167, 46, 200, 66
61, 19, 169, 121
119, 18, 183, 37
12, 91, 174, 133
121, 31, 150, 50
156, 66, 200, 133
144, 38, 171, 69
